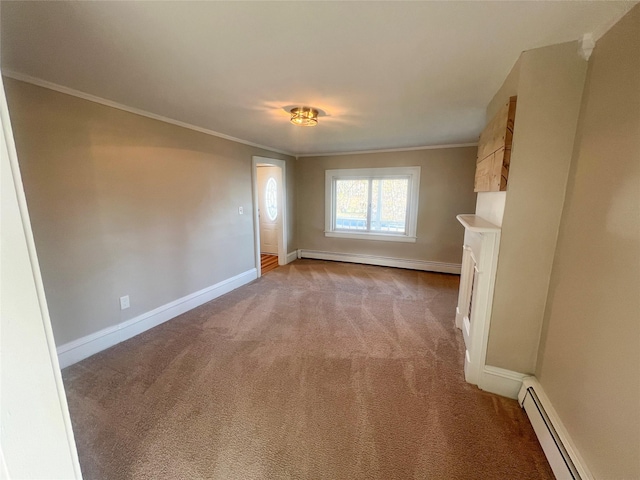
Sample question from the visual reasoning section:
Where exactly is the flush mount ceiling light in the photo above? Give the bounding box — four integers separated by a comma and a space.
290, 107, 319, 127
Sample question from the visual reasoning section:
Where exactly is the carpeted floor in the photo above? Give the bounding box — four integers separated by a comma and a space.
62, 259, 553, 479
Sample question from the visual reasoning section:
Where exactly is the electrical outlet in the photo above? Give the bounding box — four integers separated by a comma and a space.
238, 206, 243, 215
119, 295, 130, 310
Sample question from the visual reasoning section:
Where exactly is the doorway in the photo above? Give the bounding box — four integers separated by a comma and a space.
252, 157, 287, 277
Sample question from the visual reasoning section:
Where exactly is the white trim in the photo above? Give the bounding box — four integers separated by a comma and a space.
455, 245, 474, 330
0, 72, 82, 477
578, 33, 596, 61
3, 70, 293, 156
57, 269, 257, 368
252, 157, 288, 275
324, 231, 417, 243
456, 214, 501, 233
298, 249, 461, 274
456, 215, 501, 387
478, 365, 526, 399
0, 446, 9, 479
286, 251, 298, 264
296, 142, 478, 158
519, 377, 593, 480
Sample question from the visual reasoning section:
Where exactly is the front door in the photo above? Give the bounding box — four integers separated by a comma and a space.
257, 166, 280, 255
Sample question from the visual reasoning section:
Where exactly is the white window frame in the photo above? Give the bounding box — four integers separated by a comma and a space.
325, 166, 420, 243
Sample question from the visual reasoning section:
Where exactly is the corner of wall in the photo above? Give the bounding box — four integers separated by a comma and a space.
485, 39, 590, 374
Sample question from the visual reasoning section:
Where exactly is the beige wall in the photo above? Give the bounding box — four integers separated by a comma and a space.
4, 78, 296, 346
536, 5, 640, 478
296, 148, 477, 264
474, 57, 521, 227
484, 42, 588, 373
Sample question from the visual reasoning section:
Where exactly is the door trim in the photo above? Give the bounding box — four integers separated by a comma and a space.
0, 72, 82, 477
252, 156, 287, 277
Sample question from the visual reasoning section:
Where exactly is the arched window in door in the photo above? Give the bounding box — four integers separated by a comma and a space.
266, 177, 278, 221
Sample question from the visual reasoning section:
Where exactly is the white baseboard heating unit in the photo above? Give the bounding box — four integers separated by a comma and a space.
518, 377, 592, 480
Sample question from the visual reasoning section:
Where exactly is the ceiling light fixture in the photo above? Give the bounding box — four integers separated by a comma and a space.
290, 107, 319, 127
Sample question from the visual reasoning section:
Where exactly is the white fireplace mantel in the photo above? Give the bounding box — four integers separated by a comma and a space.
456, 214, 501, 233
455, 214, 501, 388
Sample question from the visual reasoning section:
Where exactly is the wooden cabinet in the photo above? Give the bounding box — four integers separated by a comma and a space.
474, 96, 517, 192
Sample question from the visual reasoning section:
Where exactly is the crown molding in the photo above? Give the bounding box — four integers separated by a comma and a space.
3, 70, 479, 159
295, 142, 478, 158
1, 70, 294, 157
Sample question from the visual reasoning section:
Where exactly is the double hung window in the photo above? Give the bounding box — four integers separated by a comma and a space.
325, 166, 420, 243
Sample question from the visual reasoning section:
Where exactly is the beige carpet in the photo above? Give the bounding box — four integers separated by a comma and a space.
63, 259, 553, 479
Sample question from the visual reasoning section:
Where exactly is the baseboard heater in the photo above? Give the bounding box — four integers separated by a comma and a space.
518, 378, 590, 480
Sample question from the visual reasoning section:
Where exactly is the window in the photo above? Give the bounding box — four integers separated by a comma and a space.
325, 166, 420, 242
265, 177, 278, 221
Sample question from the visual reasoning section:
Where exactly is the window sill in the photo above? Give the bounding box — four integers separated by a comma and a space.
324, 231, 417, 243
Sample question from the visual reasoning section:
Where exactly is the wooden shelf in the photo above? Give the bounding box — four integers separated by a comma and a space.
474, 96, 517, 192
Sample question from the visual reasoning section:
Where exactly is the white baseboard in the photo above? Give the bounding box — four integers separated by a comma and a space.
286, 251, 298, 264
297, 249, 461, 274
478, 365, 527, 399
57, 268, 257, 368
455, 306, 464, 329
519, 376, 592, 479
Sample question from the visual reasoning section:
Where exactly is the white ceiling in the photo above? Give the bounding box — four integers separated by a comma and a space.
1, 1, 635, 156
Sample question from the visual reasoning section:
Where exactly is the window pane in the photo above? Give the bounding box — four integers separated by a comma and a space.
265, 177, 277, 221
370, 178, 408, 233
335, 179, 368, 230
